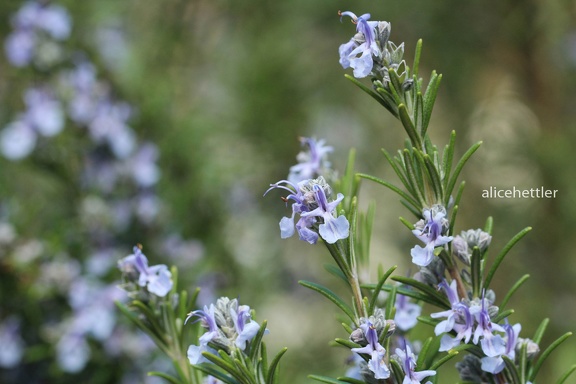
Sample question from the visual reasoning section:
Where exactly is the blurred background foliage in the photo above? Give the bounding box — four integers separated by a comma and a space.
1, 0, 575, 382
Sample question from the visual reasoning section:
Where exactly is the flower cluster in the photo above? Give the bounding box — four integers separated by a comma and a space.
4, 0, 71, 68
338, 10, 408, 84
265, 176, 349, 244
431, 280, 539, 375
186, 297, 267, 365
349, 309, 394, 380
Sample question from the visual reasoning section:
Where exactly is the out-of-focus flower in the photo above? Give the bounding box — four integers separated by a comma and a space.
0, 317, 25, 369
288, 137, 333, 184
4, 1, 71, 67
394, 293, 421, 331
0, 120, 37, 160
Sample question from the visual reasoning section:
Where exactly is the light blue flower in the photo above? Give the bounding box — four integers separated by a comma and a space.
470, 295, 506, 357
230, 304, 267, 350
481, 322, 521, 374
395, 344, 436, 384
431, 280, 473, 351
338, 11, 381, 78
410, 208, 453, 266
265, 178, 349, 244
118, 246, 173, 297
300, 184, 349, 244
351, 322, 390, 379
186, 304, 219, 345
186, 304, 220, 364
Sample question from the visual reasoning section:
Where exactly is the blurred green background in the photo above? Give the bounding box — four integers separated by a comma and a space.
1, 0, 575, 382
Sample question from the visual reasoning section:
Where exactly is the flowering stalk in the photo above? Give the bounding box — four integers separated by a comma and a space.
337, 9, 574, 383
117, 246, 287, 384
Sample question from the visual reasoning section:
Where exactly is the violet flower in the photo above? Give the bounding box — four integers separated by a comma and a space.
338, 11, 381, 78
351, 321, 390, 379
470, 294, 506, 357
265, 177, 349, 244
431, 280, 473, 351
410, 208, 453, 266
288, 137, 333, 184
394, 293, 421, 331
230, 304, 266, 350
186, 304, 220, 364
481, 322, 521, 374
300, 184, 349, 244
118, 246, 173, 297
395, 344, 436, 384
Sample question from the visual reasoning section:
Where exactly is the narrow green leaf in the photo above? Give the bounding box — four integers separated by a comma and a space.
471, 246, 482, 298
556, 364, 576, 384
484, 216, 493, 236
387, 68, 405, 104
532, 318, 550, 345
324, 264, 348, 284
416, 92, 425, 136
429, 349, 459, 371
402, 151, 426, 206
115, 302, 168, 353
492, 308, 514, 324
391, 276, 451, 308
529, 332, 573, 381
412, 39, 423, 79
337, 377, 366, 384
416, 315, 439, 327
442, 130, 456, 192
344, 74, 398, 117
423, 153, 444, 201
445, 141, 482, 201
147, 371, 182, 384
399, 216, 416, 231
195, 365, 240, 384
334, 338, 361, 349
519, 340, 528, 383
390, 359, 405, 382
367, 283, 447, 308
299, 280, 356, 323
260, 342, 268, 380
400, 200, 423, 218
248, 320, 268, 361
399, 104, 422, 149
375, 86, 401, 117
348, 196, 358, 267
416, 337, 433, 369
448, 181, 465, 236
483, 227, 532, 289
202, 352, 238, 375
357, 173, 420, 209
385, 285, 397, 320
308, 375, 348, 384
502, 355, 521, 384
422, 71, 441, 130
381, 148, 413, 195
500, 274, 530, 310
369, 265, 398, 314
